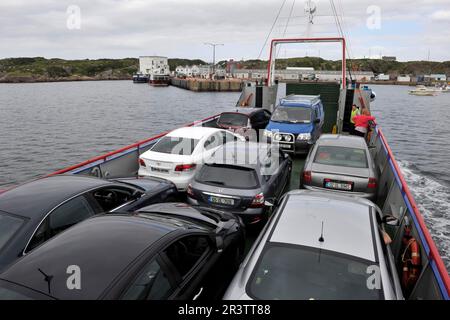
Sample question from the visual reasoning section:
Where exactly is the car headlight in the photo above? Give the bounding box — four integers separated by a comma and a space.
284, 135, 293, 142
273, 133, 282, 141
297, 133, 311, 141
263, 130, 273, 138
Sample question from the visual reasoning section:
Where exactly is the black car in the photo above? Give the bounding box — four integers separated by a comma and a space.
216, 108, 272, 141
0, 175, 177, 271
187, 141, 292, 226
0, 203, 245, 300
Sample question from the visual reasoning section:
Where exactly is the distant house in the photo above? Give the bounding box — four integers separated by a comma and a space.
375, 73, 390, 81
139, 56, 169, 76
425, 74, 447, 81
382, 56, 397, 62
397, 75, 411, 83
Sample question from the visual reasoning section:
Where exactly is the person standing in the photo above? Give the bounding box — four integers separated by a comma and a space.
350, 104, 360, 134
353, 108, 376, 138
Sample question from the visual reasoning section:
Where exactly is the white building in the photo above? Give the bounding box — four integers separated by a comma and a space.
397, 75, 411, 83
139, 56, 170, 76
426, 74, 447, 81
233, 69, 373, 82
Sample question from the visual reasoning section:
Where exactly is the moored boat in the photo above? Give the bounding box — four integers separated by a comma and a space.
409, 85, 439, 96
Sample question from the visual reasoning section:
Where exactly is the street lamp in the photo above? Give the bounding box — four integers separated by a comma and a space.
204, 42, 224, 76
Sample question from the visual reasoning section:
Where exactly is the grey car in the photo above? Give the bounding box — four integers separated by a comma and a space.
187, 141, 292, 226
223, 190, 404, 300
301, 134, 378, 199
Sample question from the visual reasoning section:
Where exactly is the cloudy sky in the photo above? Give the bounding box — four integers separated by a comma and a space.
1, 0, 450, 62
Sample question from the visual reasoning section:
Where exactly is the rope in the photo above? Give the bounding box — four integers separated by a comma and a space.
257, 0, 288, 60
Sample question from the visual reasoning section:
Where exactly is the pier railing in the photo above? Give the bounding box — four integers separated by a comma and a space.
369, 125, 450, 300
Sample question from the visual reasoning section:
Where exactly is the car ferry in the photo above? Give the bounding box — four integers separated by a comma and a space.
1, 38, 448, 300
33, 37, 448, 300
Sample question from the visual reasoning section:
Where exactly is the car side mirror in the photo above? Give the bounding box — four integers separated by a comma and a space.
132, 190, 144, 200
264, 200, 275, 207
314, 118, 320, 124
382, 215, 399, 226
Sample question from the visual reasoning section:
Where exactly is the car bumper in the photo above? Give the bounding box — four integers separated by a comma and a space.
303, 185, 376, 200
187, 197, 267, 225
138, 168, 194, 191
268, 137, 313, 154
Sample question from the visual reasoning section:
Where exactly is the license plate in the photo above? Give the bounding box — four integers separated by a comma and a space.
151, 167, 169, 173
208, 196, 234, 206
280, 143, 292, 149
324, 180, 353, 191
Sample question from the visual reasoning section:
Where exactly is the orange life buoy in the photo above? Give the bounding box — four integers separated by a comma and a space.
401, 227, 421, 293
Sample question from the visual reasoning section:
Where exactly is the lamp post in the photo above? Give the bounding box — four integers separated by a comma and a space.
204, 42, 224, 77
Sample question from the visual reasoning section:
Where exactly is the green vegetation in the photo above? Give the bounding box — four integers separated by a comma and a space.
1, 56, 449, 83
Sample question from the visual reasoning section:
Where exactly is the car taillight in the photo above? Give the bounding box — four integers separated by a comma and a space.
250, 193, 265, 208
303, 171, 312, 184
175, 164, 196, 172
187, 184, 196, 199
139, 158, 146, 167
368, 177, 377, 189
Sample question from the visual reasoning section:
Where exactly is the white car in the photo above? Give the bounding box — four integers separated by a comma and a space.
138, 127, 243, 191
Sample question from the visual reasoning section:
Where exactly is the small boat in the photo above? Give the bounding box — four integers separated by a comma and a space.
409, 85, 439, 96
132, 73, 149, 83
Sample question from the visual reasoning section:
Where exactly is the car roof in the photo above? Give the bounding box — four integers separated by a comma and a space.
207, 142, 271, 169
316, 134, 368, 149
280, 94, 321, 106
0, 214, 180, 299
0, 175, 114, 219
167, 126, 223, 140
220, 108, 264, 116
269, 191, 376, 262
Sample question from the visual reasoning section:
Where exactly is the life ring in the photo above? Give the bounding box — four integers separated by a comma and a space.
401, 227, 421, 293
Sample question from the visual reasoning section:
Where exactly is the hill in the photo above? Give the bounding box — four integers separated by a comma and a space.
1, 56, 449, 83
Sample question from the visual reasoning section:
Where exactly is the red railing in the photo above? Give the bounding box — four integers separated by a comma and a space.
48, 114, 220, 176
377, 128, 450, 296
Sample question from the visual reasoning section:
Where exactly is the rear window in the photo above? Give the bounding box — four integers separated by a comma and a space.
314, 146, 368, 168
218, 113, 249, 127
0, 211, 25, 252
151, 136, 199, 155
196, 164, 259, 189
248, 244, 383, 300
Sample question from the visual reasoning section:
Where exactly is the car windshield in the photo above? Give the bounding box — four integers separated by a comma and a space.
313, 146, 368, 168
197, 164, 259, 189
271, 107, 311, 123
0, 211, 25, 252
218, 113, 249, 127
151, 136, 199, 155
248, 244, 383, 300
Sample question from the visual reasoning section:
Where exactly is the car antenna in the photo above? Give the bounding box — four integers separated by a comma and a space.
318, 221, 324, 263
38, 268, 53, 295
319, 221, 324, 243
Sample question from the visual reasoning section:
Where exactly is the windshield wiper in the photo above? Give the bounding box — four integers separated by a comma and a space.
203, 180, 225, 185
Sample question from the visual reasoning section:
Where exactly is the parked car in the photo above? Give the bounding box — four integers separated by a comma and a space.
263, 95, 324, 154
187, 141, 292, 226
0, 203, 245, 300
301, 134, 378, 199
223, 190, 404, 300
0, 175, 178, 272
216, 108, 272, 141
138, 127, 244, 191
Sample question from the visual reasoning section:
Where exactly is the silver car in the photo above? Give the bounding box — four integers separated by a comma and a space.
301, 134, 378, 199
223, 190, 404, 300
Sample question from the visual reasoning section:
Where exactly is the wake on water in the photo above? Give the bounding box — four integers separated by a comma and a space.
398, 161, 450, 272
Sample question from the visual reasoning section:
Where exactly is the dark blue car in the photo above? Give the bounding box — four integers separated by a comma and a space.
264, 95, 324, 154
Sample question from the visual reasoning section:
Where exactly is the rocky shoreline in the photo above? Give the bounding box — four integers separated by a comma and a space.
0, 74, 132, 83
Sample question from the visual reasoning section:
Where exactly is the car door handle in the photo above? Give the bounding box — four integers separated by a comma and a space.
193, 287, 203, 300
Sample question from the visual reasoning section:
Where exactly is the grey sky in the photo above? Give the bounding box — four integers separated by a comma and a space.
1, 0, 449, 61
